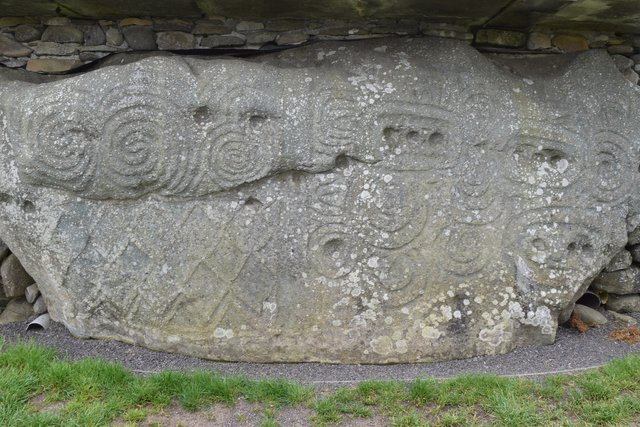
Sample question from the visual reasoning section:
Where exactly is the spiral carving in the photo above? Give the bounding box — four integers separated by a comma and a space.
437, 223, 495, 276
20, 91, 97, 192
207, 124, 275, 189
375, 252, 426, 306
102, 105, 167, 191
589, 131, 631, 204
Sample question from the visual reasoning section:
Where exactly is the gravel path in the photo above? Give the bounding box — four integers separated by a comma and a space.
1, 313, 639, 386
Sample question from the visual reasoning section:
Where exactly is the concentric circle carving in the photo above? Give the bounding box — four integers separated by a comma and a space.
207, 124, 275, 189
589, 131, 632, 204
308, 224, 357, 279
375, 252, 427, 307
102, 105, 167, 191
21, 91, 97, 191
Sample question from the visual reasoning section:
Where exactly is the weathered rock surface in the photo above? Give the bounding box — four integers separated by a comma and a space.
41, 26, 84, 44
608, 310, 638, 325
573, 304, 608, 326
200, 34, 245, 48
122, 26, 157, 50
1, 254, 34, 298
0, 240, 10, 266
14, 25, 43, 43
630, 245, 640, 263
606, 294, 640, 313
0, 297, 33, 324
156, 31, 195, 50
604, 249, 633, 272
25, 283, 40, 304
0, 34, 32, 57
32, 295, 47, 315
591, 266, 640, 295
0, 38, 638, 363
25, 59, 84, 74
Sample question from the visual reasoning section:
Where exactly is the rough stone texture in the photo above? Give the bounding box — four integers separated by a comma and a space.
591, 267, 640, 295
192, 20, 233, 35
0, 34, 32, 57
612, 54, 634, 71
44, 17, 71, 26
275, 30, 309, 46
156, 32, 195, 50
629, 245, 640, 263
1, 254, 34, 298
25, 58, 83, 73
608, 45, 634, 55
120, 18, 153, 27
629, 226, 640, 246
0, 297, 33, 325
605, 294, 640, 313
0, 57, 27, 69
0, 17, 37, 27
105, 27, 124, 47
552, 34, 589, 52
79, 24, 106, 46
573, 304, 607, 326
153, 19, 193, 33
32, 295, 47, 315
370, 19, 419, 36
604, 249, 632, 272
41, 25, 84, 44
32, 42, 80, 56
623, 69, 640, 86
200, 34, 245, 48
0, 39, 638, 363
122, 26, 157, 50
475, 29, 525, 47
527, 32, 551, 50
245, 31, 277, 45
265, 19, 306, 32
0, 241, 10, 266
14, 25, 43, 43
419, 23, 473, 41
79, 51, 111, 62
25, 283, 40, 304
236, 21, 264, 31
608, 309, 638, 324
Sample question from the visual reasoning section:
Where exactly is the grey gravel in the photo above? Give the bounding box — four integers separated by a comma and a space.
1, 311, 639, 387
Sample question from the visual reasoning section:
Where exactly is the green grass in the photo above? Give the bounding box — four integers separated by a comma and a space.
0, 337, 640, 426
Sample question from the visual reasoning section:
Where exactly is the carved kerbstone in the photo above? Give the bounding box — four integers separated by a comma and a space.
0, 38, 638, 362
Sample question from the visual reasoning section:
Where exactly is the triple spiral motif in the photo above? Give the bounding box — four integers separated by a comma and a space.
18, 81, 280, 198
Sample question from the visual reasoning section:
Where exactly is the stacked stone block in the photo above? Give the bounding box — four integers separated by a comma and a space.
0, 241, 46, 324
0, 16, 639, 87
589, 225, 640, 316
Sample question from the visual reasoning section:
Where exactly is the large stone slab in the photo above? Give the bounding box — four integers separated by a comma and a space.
0, 38, 638, 363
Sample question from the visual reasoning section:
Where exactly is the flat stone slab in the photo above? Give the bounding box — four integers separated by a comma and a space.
0, 38, 638, 363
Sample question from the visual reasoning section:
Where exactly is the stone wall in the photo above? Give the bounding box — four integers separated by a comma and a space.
0, 16, 639, 83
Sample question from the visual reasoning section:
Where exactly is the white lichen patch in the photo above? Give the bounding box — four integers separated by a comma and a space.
213, 327, 234, 339
395, 339, 408, 354
509, 302, 554, 334
421, 326, 442, 340
478, 321, 512, 347
370, 335, 393, 355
